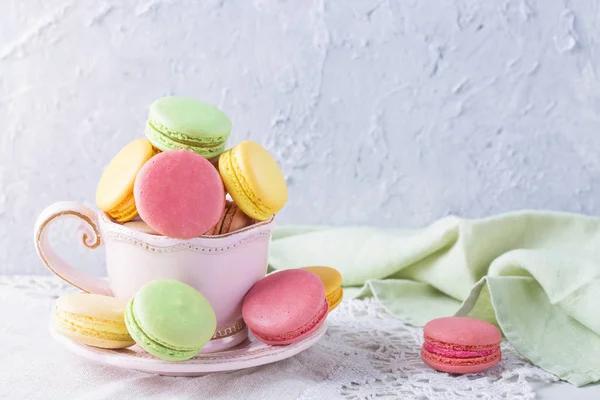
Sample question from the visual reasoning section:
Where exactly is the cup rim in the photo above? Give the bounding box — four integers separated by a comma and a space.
98, 212, 276, 242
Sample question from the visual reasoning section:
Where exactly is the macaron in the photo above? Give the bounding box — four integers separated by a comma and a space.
219, 140, 288, 221
124, 279, 217, 361
145, 96, 231, 159
134, 149, 225, 239
300, 266, 343, 311
242, 269, 328, 345
122, 220, 160, 235
421, 316, 502, 374
205, 200, 255, 235
96, 139, 157, 222
52, 293, 135, 349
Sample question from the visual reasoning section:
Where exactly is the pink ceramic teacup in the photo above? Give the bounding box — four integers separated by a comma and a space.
34, 201, 275, 353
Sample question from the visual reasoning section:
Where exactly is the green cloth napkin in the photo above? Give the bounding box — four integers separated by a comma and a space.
269, 211, 600, 386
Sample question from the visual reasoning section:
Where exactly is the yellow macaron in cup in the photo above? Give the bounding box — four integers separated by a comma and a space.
96, 139, 158, 222
218, 140, 288, 221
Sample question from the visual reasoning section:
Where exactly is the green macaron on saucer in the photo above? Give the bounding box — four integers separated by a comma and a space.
145, 96, 232, 159
124, 279, 217, 361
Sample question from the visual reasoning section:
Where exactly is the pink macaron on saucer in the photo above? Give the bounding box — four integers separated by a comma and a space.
242, 269, 329, 346
421, 316, 502, 374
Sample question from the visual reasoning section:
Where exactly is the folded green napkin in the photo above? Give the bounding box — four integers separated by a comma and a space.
269, 211, 600, 386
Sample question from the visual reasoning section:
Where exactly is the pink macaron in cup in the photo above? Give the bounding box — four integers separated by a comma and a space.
134, 149, 225, 239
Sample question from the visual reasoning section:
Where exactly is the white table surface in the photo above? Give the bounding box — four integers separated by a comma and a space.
536, 382, 599, 400
1, 275, 598, 399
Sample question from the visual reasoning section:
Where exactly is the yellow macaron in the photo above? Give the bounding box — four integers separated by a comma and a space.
52, 293, 135, 349
301, 266, 344, 311
96, 139, 157, 222
218, 140, 288, 221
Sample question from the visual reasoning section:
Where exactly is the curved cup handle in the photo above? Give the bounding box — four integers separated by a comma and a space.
34, 201, 112, 296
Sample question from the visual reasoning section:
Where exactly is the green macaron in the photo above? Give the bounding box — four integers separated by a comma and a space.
145, 96, 232, 159
124, 279, 217, 361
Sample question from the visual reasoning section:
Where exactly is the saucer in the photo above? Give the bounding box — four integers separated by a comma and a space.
50, 322, 327, 376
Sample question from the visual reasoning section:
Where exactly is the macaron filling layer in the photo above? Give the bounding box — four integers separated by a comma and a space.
220, 150, 272, 220
106, 192, 138, 222
55, 309, 129, 332
252, 300, 328, 343
53, 311, 133, 342
146, 121, 227, 155
423, 342, 497, 359
125, 299, 200, 361
54, 318, 133, 342
423, 336, 500, 352
421, 346, 501, 366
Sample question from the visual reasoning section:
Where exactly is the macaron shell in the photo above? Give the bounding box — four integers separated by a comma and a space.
421, 346, 501, 374
124, 299, 200, 361
219, 141, 287, 221
233, 141, 287, 216
53, 293, 134, 349
222, 202, 255, 234
242, 269, 328, 344
96, 139, 156, 222
424, 317, 502, 349
122, 220, 160, 235
205, 202, 231, 235
219, 204, 236, 234
249, 301, 328, 345
106, 193, 138, 223
300, 266, 344, 311
149, 96, 231, 139
56, 293, 129, 321
131, 280, 217, 350
325, 287, 343, 311
53, 314, 135, 349
134, 150, 226, 239
219, 149, 268, 220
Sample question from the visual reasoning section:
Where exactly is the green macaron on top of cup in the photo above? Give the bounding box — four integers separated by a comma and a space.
145, 96, 232, 159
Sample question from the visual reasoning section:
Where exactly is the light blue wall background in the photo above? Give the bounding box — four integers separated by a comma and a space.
2, 0, 600, 274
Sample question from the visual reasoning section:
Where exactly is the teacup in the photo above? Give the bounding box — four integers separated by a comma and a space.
34, 201, 275, 353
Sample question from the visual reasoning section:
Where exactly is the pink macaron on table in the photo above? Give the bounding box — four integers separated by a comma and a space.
421, 317, 502, 374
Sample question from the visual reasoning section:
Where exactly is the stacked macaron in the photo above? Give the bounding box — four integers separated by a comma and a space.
95, 96, 288, 239
421, 317, 502, 374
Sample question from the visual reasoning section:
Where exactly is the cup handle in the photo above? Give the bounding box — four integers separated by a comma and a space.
33, 201, 112, 296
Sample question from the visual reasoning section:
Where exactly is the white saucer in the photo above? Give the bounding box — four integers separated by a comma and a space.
50, 323, 327, 376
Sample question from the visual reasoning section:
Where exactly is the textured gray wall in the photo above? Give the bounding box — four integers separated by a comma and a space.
3, 0, 600, 275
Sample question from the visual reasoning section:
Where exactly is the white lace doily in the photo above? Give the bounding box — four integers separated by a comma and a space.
0, 276, 558, 400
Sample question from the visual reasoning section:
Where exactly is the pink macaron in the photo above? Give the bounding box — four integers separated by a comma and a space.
242, 270, 328, 345
134, 149, 225, 239
421, 316, 502, 374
